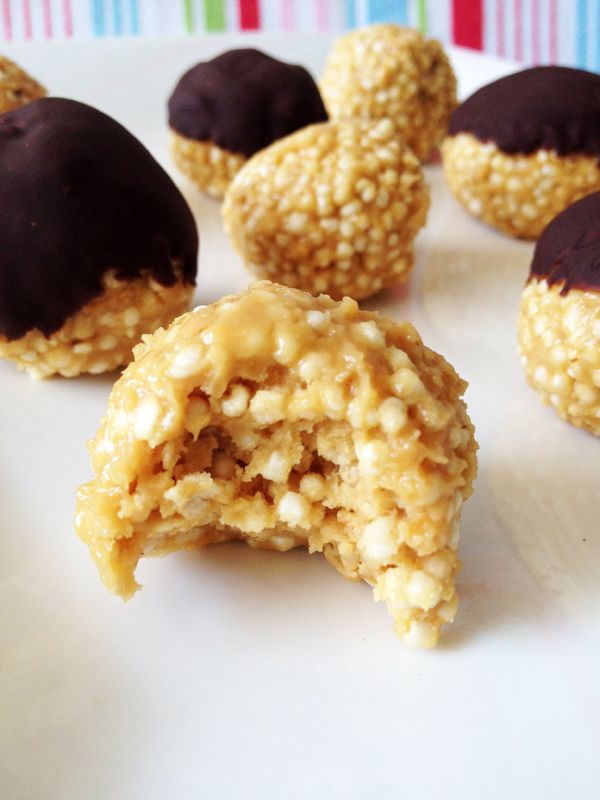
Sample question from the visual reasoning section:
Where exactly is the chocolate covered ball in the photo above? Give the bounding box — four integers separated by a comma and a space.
0, 98, 198, 379
168, 48, 328, 199
442, 67, 600, 239
518, 192, 600, 434
320, 25, 457, 161
0, 55, 45, 113
223, 118, 429, 301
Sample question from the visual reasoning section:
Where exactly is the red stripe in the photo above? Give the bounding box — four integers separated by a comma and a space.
63, 0, 73, 37
452, 0, 483, 51
549, 0, 558, 63
496, 0, 505, 57
531, 0, 540, 63
513, 0, 523, 61
42, 0, 52, 38
2, 0, 12, 41
23, 0, 32, 39
238, 0, 260, 29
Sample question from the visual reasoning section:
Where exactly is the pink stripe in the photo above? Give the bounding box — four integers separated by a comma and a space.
281, 0, 293, 30
496, 0, 505, 57
2, 0, 12, 40
23, 0, 32, 39
63, 0, 73, 37
513, 0, 523, 61
42, 0, 52, 38
314, 0, 328, 30
549, 0, 558, 63
531, 0, 540, 63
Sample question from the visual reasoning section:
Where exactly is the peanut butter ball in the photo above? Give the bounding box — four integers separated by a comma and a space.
76, 282, 477, 648
222, 119, 429, 300
0, 55, 45, 113
320, 24, 457, 161
443, 67, 600, 239
168, 48, 328, 199
0, 98, 198, 379
518, 192, 600, 434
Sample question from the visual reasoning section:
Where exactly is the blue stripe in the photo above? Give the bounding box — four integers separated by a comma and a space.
367, 0, 408, 25
576, 0, 588, 68
112, 0, 122, 34
129, 0, 139, 34
92, 0, 105, 36
345, 0, 356, 28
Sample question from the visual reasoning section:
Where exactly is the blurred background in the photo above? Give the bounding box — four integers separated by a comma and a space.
0, 1, 597, 70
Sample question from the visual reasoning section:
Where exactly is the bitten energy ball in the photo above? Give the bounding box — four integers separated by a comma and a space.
76, 282, 477, 648
518, 192, 600, 435
0, 55, 45, 113
0, 98, 198, 379
168, 49, 328, 199
320, 24, 457, 161
222, 119, 429, 300
443, 67, 600, 239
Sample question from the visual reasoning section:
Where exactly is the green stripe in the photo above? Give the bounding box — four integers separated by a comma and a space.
182, 0, 194, 33
417, 0, 427, 34
204, 0, 225, 31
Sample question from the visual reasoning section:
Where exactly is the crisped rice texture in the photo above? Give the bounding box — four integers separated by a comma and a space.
0, 55, 45, 113
222, 120, 429, 301
0, 271, 193, 379
320, 24, 457, 161
170, 132, 246, 200
518, 279, 600, 435
76, 282, 477, 648
442, 133, 600, 240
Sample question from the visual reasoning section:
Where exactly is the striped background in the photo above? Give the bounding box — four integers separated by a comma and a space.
1, 1, 600, 70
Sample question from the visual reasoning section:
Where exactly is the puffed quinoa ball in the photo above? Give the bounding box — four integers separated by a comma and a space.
170, 136, 246, 200
222, 120, 429, 300
0, 55, 45, 113
76, 282, 477, 648
518, 192, 600, 434
442, 134, 600, 240
320, 25, 457, 161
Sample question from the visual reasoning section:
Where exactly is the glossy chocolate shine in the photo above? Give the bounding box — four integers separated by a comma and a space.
531, 191, 600, 293
0, 97, 198, 341
449, 66, 600, 158
168, 48, 328, 158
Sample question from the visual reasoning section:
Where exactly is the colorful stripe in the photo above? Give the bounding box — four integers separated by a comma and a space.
345, 0, 356, 28
204, 0, 225, 31
63, 0, 73, 37
23, 0, 31, 39
238, 0, 259, 29
315, 0, 329, 31
182, 0, 193, 33
452, 0, 483, 50
416, 0, 427, 34
92, 0, 105, 36
281, 0, 294, 31
576, 0, 588, 68
367, 0, 408, 25
496, 0, 505, 57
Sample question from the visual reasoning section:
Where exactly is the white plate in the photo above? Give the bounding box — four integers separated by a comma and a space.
1, 34, 599, 800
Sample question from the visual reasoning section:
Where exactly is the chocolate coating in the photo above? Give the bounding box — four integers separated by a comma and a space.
0, 98, 198, 341
530, 191, 600, 293
449, 66, 600, 158
168, 48, 328, 158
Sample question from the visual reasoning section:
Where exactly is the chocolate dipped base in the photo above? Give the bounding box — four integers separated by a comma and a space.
518, 192, 600, 435
0, 97, 198, 378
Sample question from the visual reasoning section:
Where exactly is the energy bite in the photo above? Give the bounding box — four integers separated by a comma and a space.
76, 282, 477, 648
168, 49, 328, 199
0, 55, 45, 113
222, 119, 429, 300
442, 66, 600, 239
320, 24, 457, 161
0, 98, 198, 379
518, 192, 600, 434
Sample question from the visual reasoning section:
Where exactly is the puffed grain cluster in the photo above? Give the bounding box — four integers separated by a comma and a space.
0, 270, 193, 379
76, 281, 477, 648
518, 279, 600, 434
222, 120, 429, 300
320, 24, 457, 161
0, 56, 45, 113
170, 133, 246, 200
442, 134, 600, 239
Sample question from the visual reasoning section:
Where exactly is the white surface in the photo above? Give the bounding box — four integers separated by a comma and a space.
1, 35, 599, 800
